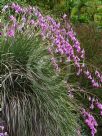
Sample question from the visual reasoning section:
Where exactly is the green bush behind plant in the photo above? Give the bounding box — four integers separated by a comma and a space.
1, 0, 102, 26
28, 0, 102, 26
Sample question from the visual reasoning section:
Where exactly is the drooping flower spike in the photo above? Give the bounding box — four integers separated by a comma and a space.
1, 3, 101, 88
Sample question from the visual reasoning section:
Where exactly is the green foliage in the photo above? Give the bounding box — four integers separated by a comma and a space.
29, 0, 102, 26
1, 0, 102, 26
0, 27, 79, 135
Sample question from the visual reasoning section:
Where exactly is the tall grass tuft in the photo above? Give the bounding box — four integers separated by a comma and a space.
0, 28, 78, 136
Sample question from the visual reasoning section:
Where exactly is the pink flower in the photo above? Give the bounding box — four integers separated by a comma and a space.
10, 15, 16, 22
2, 5, 8, 12
7, 28, 15, 37
63, 14, 67, 19
96, 102, 102, 110
30, 19, 35, 25
82, 109, 98, 136
100, 111, 102, 116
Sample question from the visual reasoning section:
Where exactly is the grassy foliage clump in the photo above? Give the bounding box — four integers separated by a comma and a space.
0, 27, 78, 135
